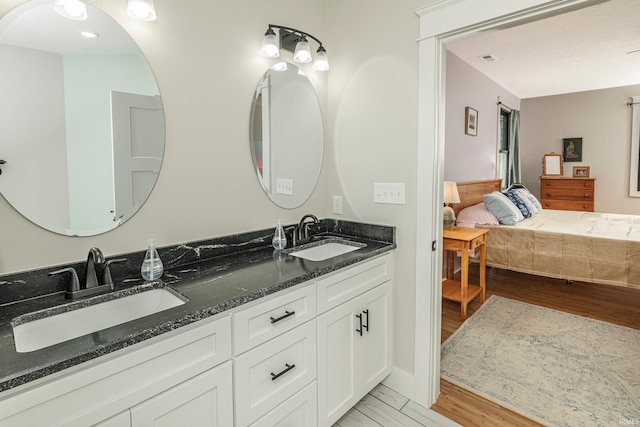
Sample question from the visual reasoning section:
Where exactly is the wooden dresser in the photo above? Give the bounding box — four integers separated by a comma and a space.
540, 176, 595, 212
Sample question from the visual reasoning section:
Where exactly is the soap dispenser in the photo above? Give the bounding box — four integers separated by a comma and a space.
272, 220, 287, 250
141, 239, 164, 280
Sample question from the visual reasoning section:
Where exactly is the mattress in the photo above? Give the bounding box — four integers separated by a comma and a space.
478, 209, 640, 289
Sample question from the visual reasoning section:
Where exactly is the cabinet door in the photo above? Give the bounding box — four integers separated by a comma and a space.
317, 298, 359, 426
361, 282, 392, 391
130, 361, 233, 427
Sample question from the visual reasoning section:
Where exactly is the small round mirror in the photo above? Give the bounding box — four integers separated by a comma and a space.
249, 62, 323, 209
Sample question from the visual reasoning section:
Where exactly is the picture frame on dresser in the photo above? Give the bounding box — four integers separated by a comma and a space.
572, 166, 591, 177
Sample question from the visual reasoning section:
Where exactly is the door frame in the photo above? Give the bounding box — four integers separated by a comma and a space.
414, 0, 601, 407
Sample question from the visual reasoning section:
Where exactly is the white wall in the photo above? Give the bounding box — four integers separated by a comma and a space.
520, 85, 640, 214
0, 44, 70, 232
445, 51, 520, 182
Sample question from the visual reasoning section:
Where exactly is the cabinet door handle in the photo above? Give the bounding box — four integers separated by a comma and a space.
271, 363, 295, 381
356, 313, 363, 336
362, 309, 369, 332
270, 310, 295, 324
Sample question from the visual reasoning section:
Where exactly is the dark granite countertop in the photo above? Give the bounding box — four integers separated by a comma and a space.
0, 219, 395, 393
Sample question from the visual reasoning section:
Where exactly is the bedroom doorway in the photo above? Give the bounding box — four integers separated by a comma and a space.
414, 0, 604, 409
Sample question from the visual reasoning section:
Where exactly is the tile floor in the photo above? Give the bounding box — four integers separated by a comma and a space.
333, 384, 460, 427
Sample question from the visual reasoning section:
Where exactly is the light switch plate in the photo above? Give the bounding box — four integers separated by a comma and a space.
276, 178, 293, 195
333, 195, 343, 214
373, 183, 406, 205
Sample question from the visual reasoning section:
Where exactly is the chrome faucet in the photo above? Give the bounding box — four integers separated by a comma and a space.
85, 247, 105, 289
293, 214, 319, 245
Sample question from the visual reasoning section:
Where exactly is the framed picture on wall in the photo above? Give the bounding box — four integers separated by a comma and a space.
465, 107, 478, 136
563, 137, 582, 162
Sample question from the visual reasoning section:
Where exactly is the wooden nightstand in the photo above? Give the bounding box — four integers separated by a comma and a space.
442, 227, 489, 320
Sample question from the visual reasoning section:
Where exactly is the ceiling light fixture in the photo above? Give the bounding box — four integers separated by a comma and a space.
260, 24, 329, 71
54, 0, 88, 21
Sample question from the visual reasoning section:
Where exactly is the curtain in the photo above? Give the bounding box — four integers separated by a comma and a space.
507, 109, 521, 187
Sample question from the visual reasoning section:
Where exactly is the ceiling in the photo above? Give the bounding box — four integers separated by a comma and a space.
446, 0, 640, 99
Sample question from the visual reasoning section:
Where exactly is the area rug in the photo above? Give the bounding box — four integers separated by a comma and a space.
441, 296, 640, 427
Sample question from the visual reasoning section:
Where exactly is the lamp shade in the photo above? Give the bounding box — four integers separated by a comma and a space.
54, 0, 87, 21
443, 181, 460, 204
312, 46, 329, 71
293, 37, 312, 63
127, 0, 157, 21
260, 28, 280, 58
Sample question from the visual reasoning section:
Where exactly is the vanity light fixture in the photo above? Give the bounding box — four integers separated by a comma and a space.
260, 24, 329, 71
53, 0, 157, 22
54, 0, 88, 21
126, 0, 157, 22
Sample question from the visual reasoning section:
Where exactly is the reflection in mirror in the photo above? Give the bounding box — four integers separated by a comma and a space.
542, 152, 564, 176
250, 62, 323, 209
0, 0, 164, 236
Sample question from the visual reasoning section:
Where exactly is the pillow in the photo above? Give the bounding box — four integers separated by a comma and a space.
512, 188, 539, 214
455, 203, 499, 228
503, 189, 533, 218
482, 191, 523, 225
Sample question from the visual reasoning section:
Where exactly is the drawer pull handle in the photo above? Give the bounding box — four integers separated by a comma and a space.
270, 310, 295, 324
362, 309, 369, 332
356, 313, 363, 336
271, 363, 295, 381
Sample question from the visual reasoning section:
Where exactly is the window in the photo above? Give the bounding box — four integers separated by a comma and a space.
497, 106, 511, 190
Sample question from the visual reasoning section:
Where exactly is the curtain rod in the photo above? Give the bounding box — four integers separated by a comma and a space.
627, 101, 640, 106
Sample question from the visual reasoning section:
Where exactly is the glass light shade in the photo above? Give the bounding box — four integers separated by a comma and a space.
293, 38, 312, 63
443, 181, 461, 204
313, 47, 329, 71
54, 0, 87, 21
260, 29, 280, 58
127, 0, 157, 21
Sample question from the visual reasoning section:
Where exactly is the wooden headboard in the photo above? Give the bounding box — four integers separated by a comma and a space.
453, 178, 502, 216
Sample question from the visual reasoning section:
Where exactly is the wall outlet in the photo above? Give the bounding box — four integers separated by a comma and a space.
373, 183, 406, 205
333, 195, 343, 214
276, 178, 293, 195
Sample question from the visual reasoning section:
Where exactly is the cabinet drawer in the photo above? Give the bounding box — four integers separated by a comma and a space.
540, 188, 594, 201
249, 381, 317, 427
541, 178, 594, 190
234, 320, 317, 427
317, 254, 392, 313
541, 199, 594, 211
234, 283, 316, 355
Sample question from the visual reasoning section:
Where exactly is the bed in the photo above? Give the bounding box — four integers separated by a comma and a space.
453, 178, 640, 290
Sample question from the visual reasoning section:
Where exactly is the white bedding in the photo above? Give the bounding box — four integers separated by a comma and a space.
478, 209, 640, 289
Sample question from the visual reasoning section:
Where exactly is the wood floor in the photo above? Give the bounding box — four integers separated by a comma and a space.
432, 264, 640, 426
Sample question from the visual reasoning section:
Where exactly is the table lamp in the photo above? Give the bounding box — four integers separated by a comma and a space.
443, 181, 460, 230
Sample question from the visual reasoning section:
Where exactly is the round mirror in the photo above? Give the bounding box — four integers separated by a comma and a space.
0, 0, 165, 236
250, 62, 323, 209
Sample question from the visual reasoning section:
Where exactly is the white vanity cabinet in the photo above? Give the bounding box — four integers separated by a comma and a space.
0, 314, 233, 427
232, 283, 317, 427
316, 254, 393, 427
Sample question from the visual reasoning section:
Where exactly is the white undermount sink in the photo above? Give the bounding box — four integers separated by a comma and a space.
287, 239, 365, 261
12, 287, 186, 353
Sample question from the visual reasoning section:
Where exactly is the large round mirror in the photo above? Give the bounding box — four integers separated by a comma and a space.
0, 0, 164, 236
250, 62, 323, 209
